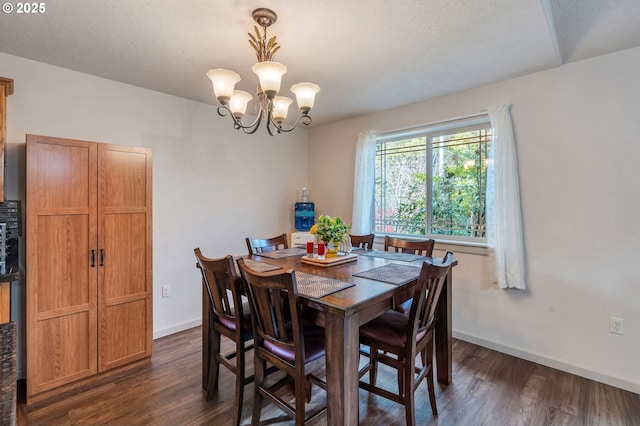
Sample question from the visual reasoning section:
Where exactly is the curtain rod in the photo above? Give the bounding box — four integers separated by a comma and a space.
376, 110, 489, 138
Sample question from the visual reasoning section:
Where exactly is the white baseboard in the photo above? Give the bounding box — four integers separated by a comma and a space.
153, 318, 201, 340
454, 330, 640, 395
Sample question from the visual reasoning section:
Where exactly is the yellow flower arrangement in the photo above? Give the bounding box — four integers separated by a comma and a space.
309, 215, 350, 243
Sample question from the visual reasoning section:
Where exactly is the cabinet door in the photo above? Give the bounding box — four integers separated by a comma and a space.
26, 135, 98, 396
97, 144, 152, 371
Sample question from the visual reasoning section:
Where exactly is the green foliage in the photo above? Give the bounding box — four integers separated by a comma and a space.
394, 172, 426, 235
380, 130, 489, 238
310, 215, 350, 242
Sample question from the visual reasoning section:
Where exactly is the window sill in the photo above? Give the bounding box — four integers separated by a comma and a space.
432, 239, 489, 256
373, 234, 489, 256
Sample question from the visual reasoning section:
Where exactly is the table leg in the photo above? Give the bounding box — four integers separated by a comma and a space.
435, 267, 453, 386
325, 313, 360, 426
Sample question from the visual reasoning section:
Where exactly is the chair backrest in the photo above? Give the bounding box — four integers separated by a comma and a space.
350, 234, 375, 250
237, 258, 304, 364
407, 251, 454, 343
245, 233, 289, 255
384, 235, 435, 256
194, 248, 244, 329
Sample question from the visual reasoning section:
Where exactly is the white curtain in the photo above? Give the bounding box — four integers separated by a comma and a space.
351, 131, 377, 235
486, 104, 526, 289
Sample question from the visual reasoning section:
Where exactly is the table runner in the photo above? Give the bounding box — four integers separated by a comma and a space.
241, 258, 282, 273
294, 271, 355, 299
358, 250, 425, 262
352, 263, 421, 285
257, 248, 307, 259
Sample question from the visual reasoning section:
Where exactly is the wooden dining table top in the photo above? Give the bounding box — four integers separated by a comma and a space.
248, 249, 455, 314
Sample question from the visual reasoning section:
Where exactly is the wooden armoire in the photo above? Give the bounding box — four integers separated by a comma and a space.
26, 135, 153, 403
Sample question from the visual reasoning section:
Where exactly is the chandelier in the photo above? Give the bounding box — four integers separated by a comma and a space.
206, 8, 320, 136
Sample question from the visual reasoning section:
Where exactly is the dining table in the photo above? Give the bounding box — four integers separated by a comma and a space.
201, 248, 457, 426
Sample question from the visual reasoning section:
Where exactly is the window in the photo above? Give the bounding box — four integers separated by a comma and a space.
374, 119, 492, 242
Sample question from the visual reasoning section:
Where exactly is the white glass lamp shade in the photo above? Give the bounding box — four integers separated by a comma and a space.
291, 83, 320, 114
207, 69, 241, 104
272, 96, 293, 122
252, 61, 287, 99
228, 90, 253, 118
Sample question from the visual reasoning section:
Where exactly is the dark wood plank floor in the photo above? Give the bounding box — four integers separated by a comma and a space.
18, 326, 640, 425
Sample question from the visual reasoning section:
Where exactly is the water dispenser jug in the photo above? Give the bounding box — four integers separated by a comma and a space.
294, 187, 314, 231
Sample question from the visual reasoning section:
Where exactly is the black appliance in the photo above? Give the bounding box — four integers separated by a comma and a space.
0, 200, 20, 279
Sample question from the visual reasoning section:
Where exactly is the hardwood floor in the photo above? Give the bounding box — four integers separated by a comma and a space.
18, 326, 640, 425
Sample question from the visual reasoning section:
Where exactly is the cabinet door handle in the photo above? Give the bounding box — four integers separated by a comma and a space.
90, 249, 96, 267
100, 249, 105, 267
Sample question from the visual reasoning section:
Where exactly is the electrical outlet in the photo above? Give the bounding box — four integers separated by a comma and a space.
609, 316, 624, 335
162, 285, 171, 298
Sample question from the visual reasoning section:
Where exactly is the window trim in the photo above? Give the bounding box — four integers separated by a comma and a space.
376, 114, 490, 141
371, 233, 489, 255
374, 115, 491, 245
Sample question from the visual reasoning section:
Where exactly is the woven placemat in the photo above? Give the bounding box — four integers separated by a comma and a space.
241, 258, 282, 273
295, 271, 355, 299
258, 248, 306, 259
358, 250, 425, 262
353, 263, 421, 285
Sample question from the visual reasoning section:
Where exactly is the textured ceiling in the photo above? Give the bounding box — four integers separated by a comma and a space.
1, 0, 639, 126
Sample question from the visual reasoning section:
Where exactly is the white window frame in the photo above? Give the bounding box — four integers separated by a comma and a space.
374, 115, 491, 244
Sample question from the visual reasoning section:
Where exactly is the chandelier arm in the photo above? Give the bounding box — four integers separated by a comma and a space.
240, 111, 263, 134
269, 113, 313, 133
218, 105, 264, 134
217, 106, 230, 118
265, 110, 279, 136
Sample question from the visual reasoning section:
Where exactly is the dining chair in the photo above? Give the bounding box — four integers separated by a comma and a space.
245, 233, 289, 255
357, 253, 454, 426
237, 258, 327, 425
385, 236, 436, 315
384, 235, 435, 256
194, 248, 253, 426
350, 233, 375, 250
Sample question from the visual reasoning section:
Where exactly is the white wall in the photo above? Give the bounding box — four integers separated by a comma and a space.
308, 47, 640, 393
0, 52, 309, 375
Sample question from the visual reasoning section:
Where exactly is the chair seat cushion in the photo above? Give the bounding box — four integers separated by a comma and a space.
395, 298, 413, 316
216, 301, 253, 333
360, 310, 426, 349
263, 322, 326, 363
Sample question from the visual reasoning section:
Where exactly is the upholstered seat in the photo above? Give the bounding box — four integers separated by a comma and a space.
263, 321, 326, 363
395, 299, 413, 316
217, 301, 253, 332
360, 310, 426, 348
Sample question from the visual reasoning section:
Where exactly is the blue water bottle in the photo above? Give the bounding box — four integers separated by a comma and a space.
294, 187, 315, 231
